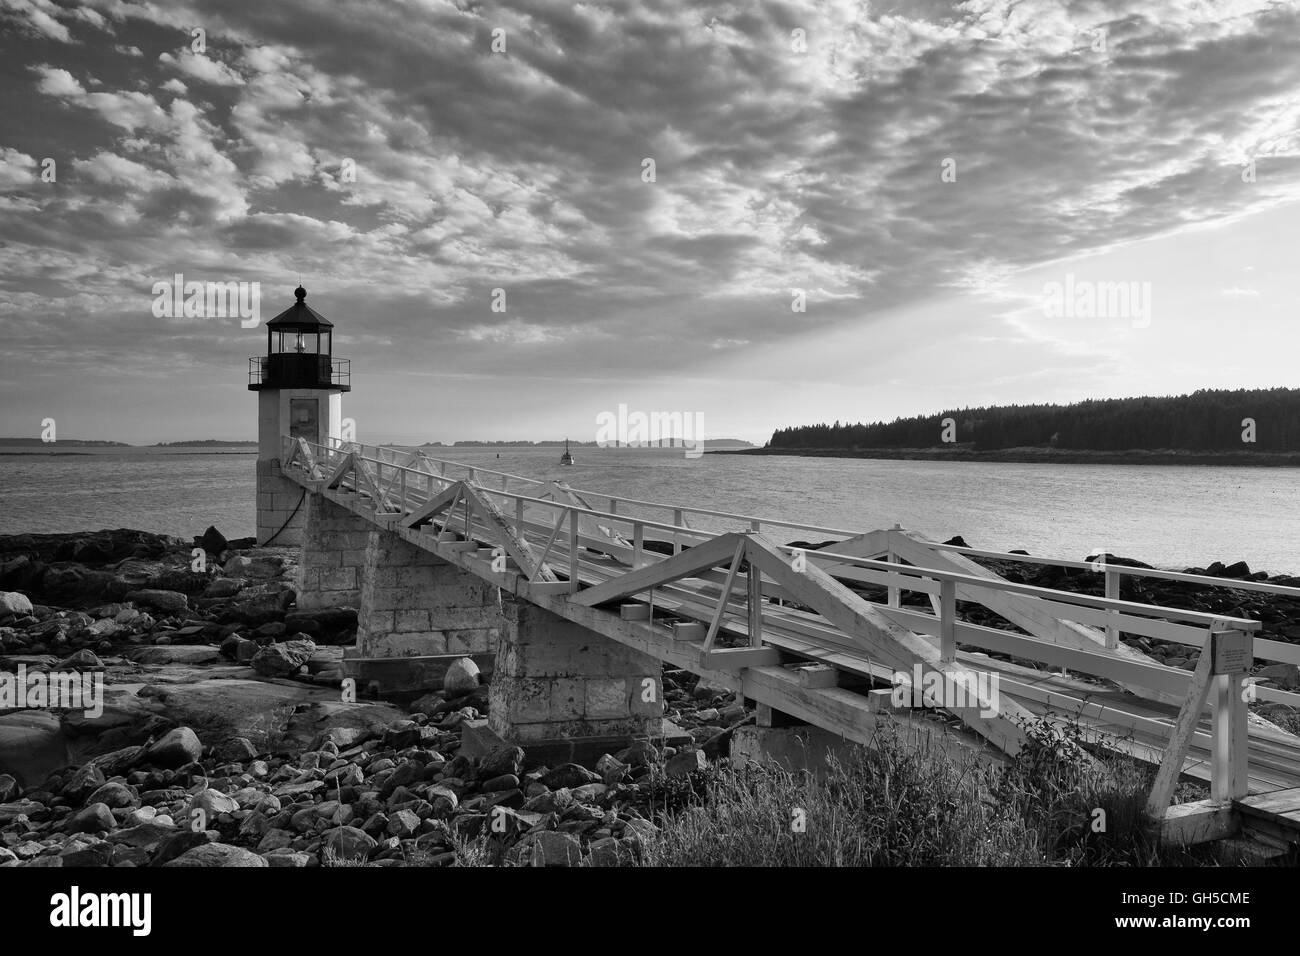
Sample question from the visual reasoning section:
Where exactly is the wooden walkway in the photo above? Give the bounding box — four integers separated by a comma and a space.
281, 437, 1300, 850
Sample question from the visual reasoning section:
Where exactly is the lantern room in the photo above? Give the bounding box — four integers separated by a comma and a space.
248, 285, 350, 391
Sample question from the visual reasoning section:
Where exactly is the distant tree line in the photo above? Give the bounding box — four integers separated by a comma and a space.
768, 388, 1300, 452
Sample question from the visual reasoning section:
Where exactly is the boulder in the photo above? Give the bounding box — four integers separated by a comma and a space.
665, 748, 706, 779
531, 830, 582, 867
250, 638, 316, 677
322, 826, 377, 862
65, 802, 116, 833
124, 589, 188, 614
444, 657, 481, 696
197, 527, 228, 555
202, 578, 242, 599
479, 745, 524, 778
0, 591, 34, 617
143, 727, 203, 769
1256, 663, 1300, 692
163, 843, 267, 867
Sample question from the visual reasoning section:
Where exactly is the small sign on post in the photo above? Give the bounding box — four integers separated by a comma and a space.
1211, 629, 1252, 675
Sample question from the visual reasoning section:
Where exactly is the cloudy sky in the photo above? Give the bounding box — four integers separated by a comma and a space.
1, 0, 1298, 445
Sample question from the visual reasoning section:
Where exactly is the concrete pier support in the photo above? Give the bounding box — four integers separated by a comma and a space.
478, 596, 663, 763
343, 528, 503, 696
295, 494, 371, 610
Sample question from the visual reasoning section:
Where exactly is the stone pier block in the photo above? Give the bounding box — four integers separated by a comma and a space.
488, 596, 663, 754
340, 527, 504, 697
295, 494, 372, 610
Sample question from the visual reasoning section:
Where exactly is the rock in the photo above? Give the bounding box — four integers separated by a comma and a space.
569, 783, 607, 803
215, 737, 258, 761
191, 788, 240, 820
198, 527, 228, 555
203, 578, 241, 599
163, 843, 267, 867
322, 826, 377, 862
540, 764, 599, 789
65, 802, 116, 833
143, 728, 203, 769
123, 589, 188, 614
250, 638, 315, 677
0, 591, 34, 617
444, 657, 481, 696
585, 836, 630, 867
0, 773, 16, 802
1256, 663, 1300, 691
86, 781, 137, 809
1223, 561, 1251, 579
388, 809, 421, 838
481, 773, 520, 793
263, 849, 314, 867
531, 830, 582, 867
595, 755, 626, 786
665, 748, 706, 779
692, 678, 731, 701
479, 745, 524, 778
128, 644, 222, 665
426, 786, 459, 817
106, 822, 177, 851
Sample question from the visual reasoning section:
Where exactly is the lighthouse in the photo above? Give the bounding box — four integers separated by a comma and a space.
248, 285, 350, 545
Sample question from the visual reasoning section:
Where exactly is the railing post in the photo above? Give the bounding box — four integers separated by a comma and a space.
673, 509, 684, 554
399, 469, 407, 514
1104, 568, 1120, 649
633, 521, 644, 569
887, 547, 900, 609
748, 554, 763, 647
515, 496, 524, 530
940, 578, 957, 662
1210, 627, 1251, 805
750, 520, 760, 532
609, 497, 618, 515
568, 508, 579, 593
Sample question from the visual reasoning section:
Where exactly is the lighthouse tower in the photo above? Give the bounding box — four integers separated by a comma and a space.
248, 286, 350, 545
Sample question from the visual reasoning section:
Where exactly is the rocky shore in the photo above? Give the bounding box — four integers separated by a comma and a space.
0, 529, 741, 868
1, 527, 1297, 867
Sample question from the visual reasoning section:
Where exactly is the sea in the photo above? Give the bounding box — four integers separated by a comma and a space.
0, 445, 1296, 573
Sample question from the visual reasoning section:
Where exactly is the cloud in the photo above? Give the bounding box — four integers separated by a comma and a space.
1, 0, 72, 42
158, 50, 246, 87
3, 0, 1300, 440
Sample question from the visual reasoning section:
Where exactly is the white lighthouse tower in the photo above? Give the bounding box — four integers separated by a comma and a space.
248, 285, 350, 545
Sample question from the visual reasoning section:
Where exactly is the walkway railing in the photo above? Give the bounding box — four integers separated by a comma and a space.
280, 436, 1299, 818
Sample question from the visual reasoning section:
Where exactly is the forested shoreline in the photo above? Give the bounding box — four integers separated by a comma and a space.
765, 388, 1300, 454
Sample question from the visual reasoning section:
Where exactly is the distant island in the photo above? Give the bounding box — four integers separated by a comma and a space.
0, 438, 131, 446
153, 440, 256, 447
421, 439, 756, 448
725, 388, 1300, 466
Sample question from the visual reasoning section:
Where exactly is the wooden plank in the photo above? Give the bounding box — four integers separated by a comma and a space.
700, 647, 782, 670
703, 540, 747, 652
1160, 800, 1240, 845
1235, 787, 1300, 826
571, 533, 743, 608
1146, 644, 1215, 818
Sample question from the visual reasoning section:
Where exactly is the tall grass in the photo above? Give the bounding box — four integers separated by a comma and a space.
640, 718, 1234, 867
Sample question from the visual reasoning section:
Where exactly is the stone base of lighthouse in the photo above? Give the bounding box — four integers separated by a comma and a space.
256, 460, 309, 547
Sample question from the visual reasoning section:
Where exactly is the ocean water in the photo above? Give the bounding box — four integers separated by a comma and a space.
0, 445, 1296, 572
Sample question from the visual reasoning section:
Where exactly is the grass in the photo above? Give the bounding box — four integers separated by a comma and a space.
639, 718, 1244, 867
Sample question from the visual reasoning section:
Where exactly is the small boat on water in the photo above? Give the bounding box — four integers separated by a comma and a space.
560, 439, 574, 465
